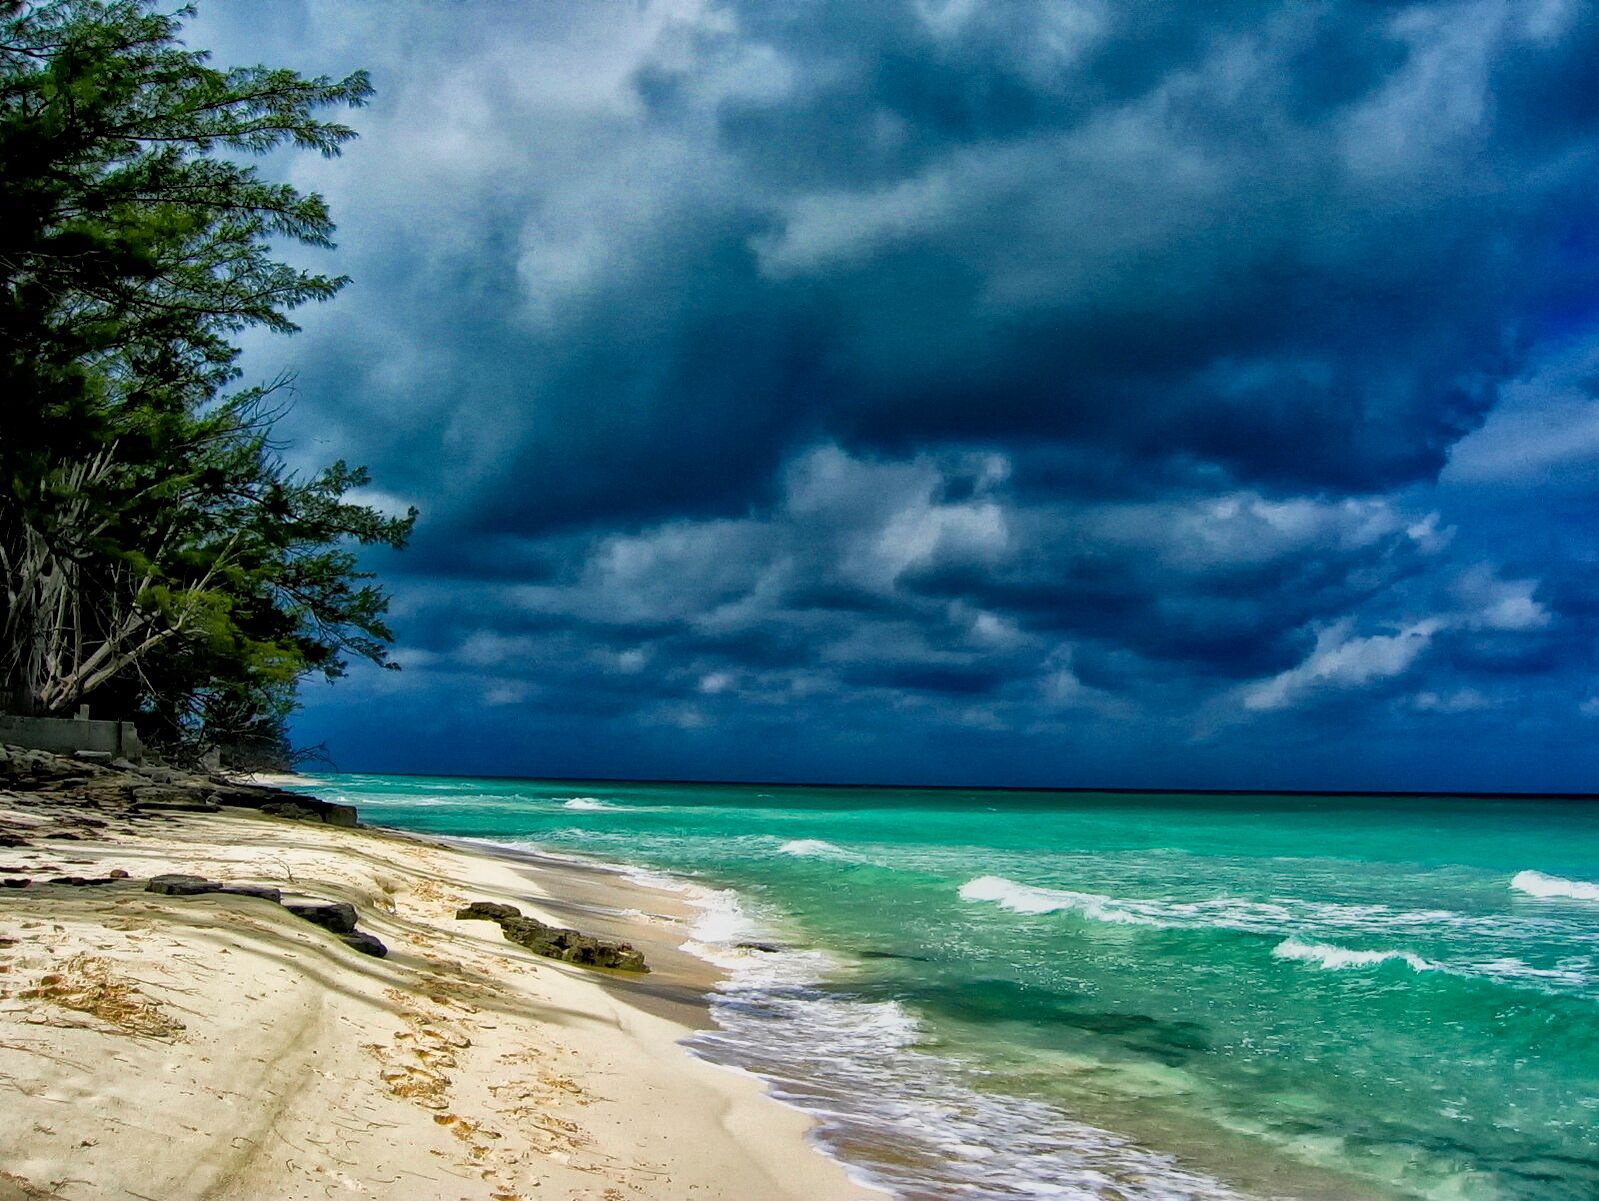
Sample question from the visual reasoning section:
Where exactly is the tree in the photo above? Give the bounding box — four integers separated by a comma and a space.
0, 0, 414, 765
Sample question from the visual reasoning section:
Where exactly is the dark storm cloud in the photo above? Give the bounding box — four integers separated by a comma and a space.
185, 0, 1599, 788
218, 0, 1599, 527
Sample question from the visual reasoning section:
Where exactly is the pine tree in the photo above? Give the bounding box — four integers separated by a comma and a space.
1, 0, 414, 765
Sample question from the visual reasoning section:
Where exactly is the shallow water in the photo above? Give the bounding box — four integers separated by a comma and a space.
296, 775, 1599, 1200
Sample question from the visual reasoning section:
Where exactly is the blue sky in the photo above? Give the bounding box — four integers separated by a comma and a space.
195, 0, 1599, 790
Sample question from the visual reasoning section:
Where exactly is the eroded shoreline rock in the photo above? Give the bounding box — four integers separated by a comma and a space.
284, 898, 358, 934
144, 875, 384, 955
456, 900, 647, 972
0, 742, 358, 828
0, 748, 386, 961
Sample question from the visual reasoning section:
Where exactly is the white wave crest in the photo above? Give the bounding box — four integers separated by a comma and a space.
560, 797, 614, 811
779, 839, 849, 858
957, 875, 1161, 924
688, 888, 759, 946
1511, 870, 1599, 902
1273, 938, 1436, 972
1471, 955, 1596, 991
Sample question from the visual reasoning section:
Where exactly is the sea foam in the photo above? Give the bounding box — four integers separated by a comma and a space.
1511, 870, 1599, 902
957, 875, 1164, 923
682, 881, 1249, 1201
778, 838, 849, 858
1273, 937, 1436, 972
560, 797, 614, 811
957, 876, 1539, 940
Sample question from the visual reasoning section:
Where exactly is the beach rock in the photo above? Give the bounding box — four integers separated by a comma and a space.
454, 900, 647, 972
131, 785, 198, 803
144, 874, 279, 902
284, 899, 358, 934
205, 785, 265, 806
146, 873, 220, 896
340, 931, 388, 957
217, 883, 282, 903
1, 877, 28, 888
132, 799, 221, 813
260, 800, 320, 821
501, 917, 649, 971
108, 869, 129, 879
735, 941, 784, 953
455, 900, 521, 922
72, 750, 112, 764
256, 798, 358, 827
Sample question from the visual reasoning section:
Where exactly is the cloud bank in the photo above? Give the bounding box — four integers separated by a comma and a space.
192, 0, 1599, 789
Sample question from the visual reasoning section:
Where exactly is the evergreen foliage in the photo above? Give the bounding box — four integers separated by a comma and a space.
0, 0, 414, 766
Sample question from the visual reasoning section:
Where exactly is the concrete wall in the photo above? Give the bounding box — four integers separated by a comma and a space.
0, 714, 143, 760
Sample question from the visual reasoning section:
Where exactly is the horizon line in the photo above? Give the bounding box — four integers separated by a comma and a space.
307, 767, 1599, 803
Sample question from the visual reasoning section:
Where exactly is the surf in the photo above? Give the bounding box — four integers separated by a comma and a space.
1511, 869, 1599, 902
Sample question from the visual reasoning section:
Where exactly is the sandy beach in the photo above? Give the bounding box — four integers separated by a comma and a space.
0, 751, 880, 1201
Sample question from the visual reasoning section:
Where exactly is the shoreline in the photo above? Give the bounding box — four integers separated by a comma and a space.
295, 775, 1410, 1201
0, 749, 884, 1200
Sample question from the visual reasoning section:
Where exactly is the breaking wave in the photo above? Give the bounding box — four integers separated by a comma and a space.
960, 876, 1599, 998
1273, 938, 1436, 973
957, 875, 1159, 922
778, 839, 851, 858
1512, 870, 1599, 902
681, 880, 1250, 1200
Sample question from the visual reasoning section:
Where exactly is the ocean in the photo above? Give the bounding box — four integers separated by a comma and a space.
293, 774, 1599, 1200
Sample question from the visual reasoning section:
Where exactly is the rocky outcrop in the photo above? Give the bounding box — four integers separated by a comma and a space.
45, 875, 123, 886
146, 874, 280, 901
143, 875, 384, 956
455, 900, 647, 972
0, 742, 358, 828
455, 900, 520, 922
283, 898, 358, 934
339, 930, 388, 957
145, 873, 222, 896
257, 798, 357, 826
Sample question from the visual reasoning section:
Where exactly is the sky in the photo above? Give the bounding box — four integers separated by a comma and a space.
189, 0, 1599, 791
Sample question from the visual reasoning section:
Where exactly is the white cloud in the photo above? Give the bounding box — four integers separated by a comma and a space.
1057, 490, 1429, 574
1243, 619, 1443, 711
1238, 560, 1552, 713
612, 647, 650, 673
969, 611, 1025, 647
1452, 565, 1550, 631
483, 680, 532, 706
1336, 0, 1566, 181
1414, 688, 1492, 713
1445, 339, 1599, 485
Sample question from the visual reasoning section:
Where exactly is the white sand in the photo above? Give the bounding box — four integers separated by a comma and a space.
0, 807, 882, 1201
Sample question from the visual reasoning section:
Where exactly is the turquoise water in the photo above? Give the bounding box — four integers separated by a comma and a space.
297, 774, 1599, 1200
